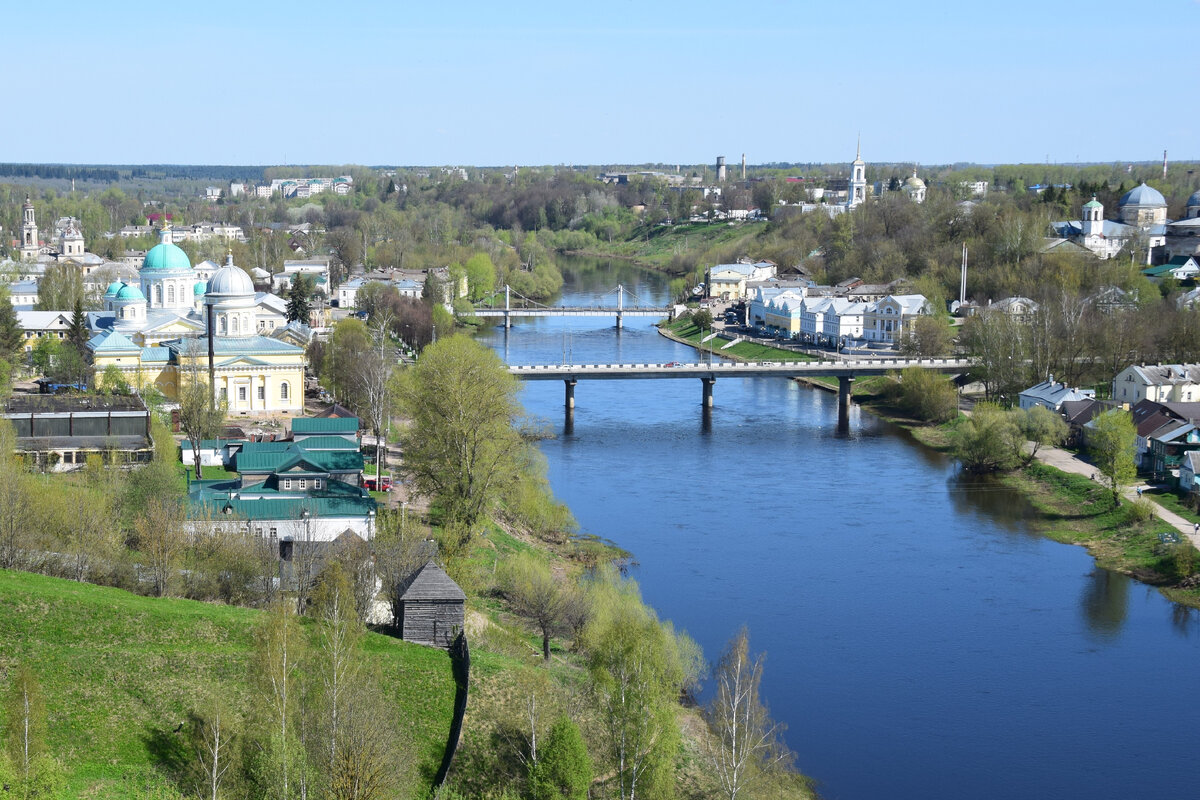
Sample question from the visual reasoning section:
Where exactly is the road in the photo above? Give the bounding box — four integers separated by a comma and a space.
1034, 445, 1200, 548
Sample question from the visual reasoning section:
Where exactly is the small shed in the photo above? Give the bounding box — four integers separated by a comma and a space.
398, 561, 465, 649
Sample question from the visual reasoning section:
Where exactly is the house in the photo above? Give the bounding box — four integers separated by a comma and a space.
1179, 451, 1200, 493
3, 394, 153, 472
1112, 364, 1200, 405
16, 311, 72, 353
1146, 420, 1200, 479
396, 560, 466, 649
981, 296, 1039, 322
862, 294, 930, 345
1060, 398, 1102, 446
188, 479, 378, 542
1018, 376, 1096, 412
1128, 400, 1200, 469
1142, 255, 1199, 282
707, 260, 777, 300
7, 280, 40, 309
233, 441, 365, 488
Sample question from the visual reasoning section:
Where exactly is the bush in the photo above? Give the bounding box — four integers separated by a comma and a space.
1123, 498, 1156, 524
883, 368, 959, 423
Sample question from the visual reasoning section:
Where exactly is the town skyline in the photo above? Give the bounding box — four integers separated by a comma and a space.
11, 0, 1198, 167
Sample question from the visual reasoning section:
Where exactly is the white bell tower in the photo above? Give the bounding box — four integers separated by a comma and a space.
848, 136, 867, 209
19, 196, 39, 261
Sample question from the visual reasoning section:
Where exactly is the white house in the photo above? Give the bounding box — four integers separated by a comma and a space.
1180, 451, 1200, 493
1018, 376, 1096, 411
1112, 364, 1200, 405
16, 311, 72, 353
863, 294, 931, 345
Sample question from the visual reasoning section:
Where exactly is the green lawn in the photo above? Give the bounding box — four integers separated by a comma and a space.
0, 569, 456, 799
1145, 487, 1200, 524
664, 320, 816, 363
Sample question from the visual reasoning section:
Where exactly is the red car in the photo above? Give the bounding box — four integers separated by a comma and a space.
363, 476, 393, 491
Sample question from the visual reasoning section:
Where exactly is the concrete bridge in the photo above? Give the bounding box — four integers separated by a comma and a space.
508, 357, 973, 429
473, 284, 671, 329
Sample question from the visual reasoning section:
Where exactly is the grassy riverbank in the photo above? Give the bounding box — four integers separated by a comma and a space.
660, 318, 815, 363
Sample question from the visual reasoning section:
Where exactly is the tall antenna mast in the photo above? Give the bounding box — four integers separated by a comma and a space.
960, 243, 968, 305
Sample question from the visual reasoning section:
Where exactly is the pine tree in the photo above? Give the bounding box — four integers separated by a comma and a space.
286, 274, 313, 324
67, 297, 89, 359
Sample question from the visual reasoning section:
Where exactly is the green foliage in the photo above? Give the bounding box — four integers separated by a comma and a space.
286, 273, 314, 324
691, 309, 713, 330
464, 252, 497, 301
950, 403, 1025, 473
881, 368, 959, 423
529, 716, 592, 800
1015, 405, 1067, 464
1090, 409, 1137, 503
897, 315, 953, 358
99, 364, 131, 395
394, 335, 526, 539
0, 289, 23, 362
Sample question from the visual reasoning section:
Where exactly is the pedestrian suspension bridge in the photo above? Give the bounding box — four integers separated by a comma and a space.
471, 284, 673, 328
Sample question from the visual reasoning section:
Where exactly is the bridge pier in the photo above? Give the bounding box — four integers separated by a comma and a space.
564, 378, 577, 409
615, 312, 623, 330
701, 377, 715, 408
837, 375, 854, 432
503, 311, 511, 329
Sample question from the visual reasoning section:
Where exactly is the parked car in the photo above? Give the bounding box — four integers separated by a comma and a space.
363, 476, 393, 491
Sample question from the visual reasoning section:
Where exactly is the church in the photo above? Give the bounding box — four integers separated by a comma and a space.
1050, 183, 1170, 263
88, 227, 306, 414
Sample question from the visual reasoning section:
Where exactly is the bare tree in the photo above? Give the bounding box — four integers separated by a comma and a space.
191, 694, 238, 800
704, 628, 794, 800
254, 601, 307, 799
137, 495, 187, 597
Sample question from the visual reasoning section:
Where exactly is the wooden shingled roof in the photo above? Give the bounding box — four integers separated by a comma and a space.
399, 560, 466, 602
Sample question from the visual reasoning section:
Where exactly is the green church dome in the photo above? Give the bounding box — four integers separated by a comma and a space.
104, 281, 124, 297
194, 281, 207, 295
114, 284, 146, 302
142, 241, 193, 273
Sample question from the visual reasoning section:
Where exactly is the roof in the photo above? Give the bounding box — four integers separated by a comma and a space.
1183, 451, 1200, 474
399, 561, 466, 602
189, 489, 376, 522
1125, 364, 1200, 386
142, 241, 193, 273
88, 329, 140, 353
293, 417, 360, 435
234, 442, 364, 475
16, 311, 70, 330
163, 335, 303, 356
294, 435, 359, 451
1060, 399, 1102, 426
1119, 182, 1166, 208
1019, 378, 1096, 408
4, 394, 148, 414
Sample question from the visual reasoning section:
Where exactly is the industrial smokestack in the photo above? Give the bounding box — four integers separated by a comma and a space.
1164, 149, 1168, 179
742, 153, 746, 180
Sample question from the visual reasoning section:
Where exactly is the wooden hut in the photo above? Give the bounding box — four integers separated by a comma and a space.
398, 560, 466, 649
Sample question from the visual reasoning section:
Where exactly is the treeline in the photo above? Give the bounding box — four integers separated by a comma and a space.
0, 163, 269, 183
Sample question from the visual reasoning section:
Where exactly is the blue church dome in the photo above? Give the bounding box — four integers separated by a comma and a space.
1119, 182, 1167, 208
142, 241, 193, 272
114, 284, 146, 302
104, 281, 124, 297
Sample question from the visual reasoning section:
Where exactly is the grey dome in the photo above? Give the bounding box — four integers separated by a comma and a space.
206, 264, 254, 297
1187, 190, 1200, 208
1119, 182, 1167, 208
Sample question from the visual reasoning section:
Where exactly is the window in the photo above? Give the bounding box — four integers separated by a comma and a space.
258, 386, 265, 400
167, 285, 175, 304
154, 285, 162, 305
219, 388, 228, 400
219, 316, 227, 334
314, 479, 322, 489
298, 479, 307, 489
232, 317, 239, 334
280, 382, 289, 400
282, 478, 292, 489
238, 386, 247, 401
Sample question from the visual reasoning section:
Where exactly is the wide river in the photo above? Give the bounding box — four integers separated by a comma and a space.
479, 256, 1200, 800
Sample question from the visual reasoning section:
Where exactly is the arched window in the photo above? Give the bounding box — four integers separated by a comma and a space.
231, 316, 239, 334
280, 382, 289, 400
167, 285, 175, 305
154, 285, 162, 305
219, 316, 227, 334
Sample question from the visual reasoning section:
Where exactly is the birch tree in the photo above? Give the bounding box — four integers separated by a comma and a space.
254, 601, 307, 799
704, 628, 795, 800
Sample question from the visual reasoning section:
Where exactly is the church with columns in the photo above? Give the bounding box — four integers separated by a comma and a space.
88, 227, 305, 414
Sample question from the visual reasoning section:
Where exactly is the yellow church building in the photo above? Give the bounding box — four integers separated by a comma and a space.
88, 229, 306, 414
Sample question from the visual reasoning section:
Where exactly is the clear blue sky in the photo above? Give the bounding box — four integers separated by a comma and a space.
10, 0, 1198, 166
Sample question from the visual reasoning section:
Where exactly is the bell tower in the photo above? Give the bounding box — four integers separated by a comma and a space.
19, 196, 39, 261
1082, 196, 1103, 238
848, 136, 867, 209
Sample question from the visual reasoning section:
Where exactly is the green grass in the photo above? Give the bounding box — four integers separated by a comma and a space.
663, 320, 815, 363
0, 569, 456, 799
1005, 464, 1200, 605
1144, 487, 1200, 524
588, 221, 761, 267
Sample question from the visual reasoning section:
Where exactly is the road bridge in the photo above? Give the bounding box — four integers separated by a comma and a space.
473, 284, 672, 329
508, 357, 973, 430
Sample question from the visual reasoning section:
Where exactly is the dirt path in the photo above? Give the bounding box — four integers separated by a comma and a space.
1034, 445, 1200, 548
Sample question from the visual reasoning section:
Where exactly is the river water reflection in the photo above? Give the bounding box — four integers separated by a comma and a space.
479, 256, 1200, 800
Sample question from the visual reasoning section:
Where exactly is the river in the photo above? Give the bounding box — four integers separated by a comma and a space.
478, 255, 1200, 800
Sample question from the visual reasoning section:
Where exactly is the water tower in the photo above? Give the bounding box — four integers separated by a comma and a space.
716, 156, 726, 182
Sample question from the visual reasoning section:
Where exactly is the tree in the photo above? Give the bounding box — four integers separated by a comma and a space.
584, 580, 699, 800
950, 403, 1024, 473
500, 552, 567, 661
67, 297, 89, 359
0, 422, 34, 570
190, 693, 239, 800
393, 335, 526, 541
883, 367, 959, 424
704, 628, 795, 800
34, 262, 86, 310
136, 494, 188, 597
179, 342, 228, 480
897, 315, 953, 358
463, 252, 497, 301
3, 664, 64, 798
1016, 405, 1068, 465
691, 309, 713, 330
30, 335, 60, 375
358, 317, 397, 487
322, 318, 372, 409
286, 273, 314, 324
529, 716, 592, 800
1090, 409, 1137, 503
253, 602, 307, 800
0, 288, 23, 362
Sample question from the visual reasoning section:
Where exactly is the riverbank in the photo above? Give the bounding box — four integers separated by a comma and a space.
660, 324, 1200, 609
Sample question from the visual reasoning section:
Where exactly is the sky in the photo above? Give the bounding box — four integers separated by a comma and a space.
9, 0, 1199, 167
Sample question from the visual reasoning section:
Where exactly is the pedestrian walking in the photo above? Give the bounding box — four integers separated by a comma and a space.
1137, 486, 1143, 497
1194, 522, 1198, 535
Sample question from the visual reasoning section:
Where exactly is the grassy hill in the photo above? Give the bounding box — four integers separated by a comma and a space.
0, 569, 456, 799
